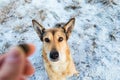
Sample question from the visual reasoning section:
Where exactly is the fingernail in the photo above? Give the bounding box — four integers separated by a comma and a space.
6, 50, 20, 63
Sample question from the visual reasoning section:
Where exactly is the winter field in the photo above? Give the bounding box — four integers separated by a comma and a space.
0, 0, 120, 80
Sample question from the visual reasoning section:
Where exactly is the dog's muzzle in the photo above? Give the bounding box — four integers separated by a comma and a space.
50, 50, 59, 62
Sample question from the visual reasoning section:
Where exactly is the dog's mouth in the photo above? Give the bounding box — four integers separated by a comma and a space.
50, 58, 59, 62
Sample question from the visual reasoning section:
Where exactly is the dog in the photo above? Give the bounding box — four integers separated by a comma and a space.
32, 18, 78, 80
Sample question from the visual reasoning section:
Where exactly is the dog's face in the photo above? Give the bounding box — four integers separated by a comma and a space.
32, 18, 75, 62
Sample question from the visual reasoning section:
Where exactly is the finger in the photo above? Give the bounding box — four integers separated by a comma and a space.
19, 76, 26, 80
0, 54, 7, 67
23, 60, 35, 76
0, 49, 25, 80
26, 44, 35, 57
18, 44, 35, 76
18, 44, 35, 57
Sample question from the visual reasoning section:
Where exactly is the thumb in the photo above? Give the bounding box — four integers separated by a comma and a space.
0, 49, 25, 80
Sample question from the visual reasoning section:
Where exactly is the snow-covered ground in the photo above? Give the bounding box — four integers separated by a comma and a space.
0, 0, 120, 80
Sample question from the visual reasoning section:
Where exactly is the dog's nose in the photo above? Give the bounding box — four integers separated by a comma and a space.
50, 50, 59, 60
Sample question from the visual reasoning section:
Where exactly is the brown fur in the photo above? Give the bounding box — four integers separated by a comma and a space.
32, 18, 78, 80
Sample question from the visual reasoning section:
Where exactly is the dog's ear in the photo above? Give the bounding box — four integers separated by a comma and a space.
63, 18, 75, 40
32, 20, 45, 41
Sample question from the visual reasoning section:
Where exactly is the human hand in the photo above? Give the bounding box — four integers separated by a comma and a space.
0, 44, 35, 80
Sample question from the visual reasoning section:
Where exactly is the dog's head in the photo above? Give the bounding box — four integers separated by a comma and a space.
32, 18, 75, 62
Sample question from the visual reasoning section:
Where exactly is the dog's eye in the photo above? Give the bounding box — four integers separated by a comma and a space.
45, 38, 50, 42
58, 37, 63, 42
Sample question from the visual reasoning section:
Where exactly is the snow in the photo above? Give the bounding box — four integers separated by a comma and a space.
0, 0, 120, 80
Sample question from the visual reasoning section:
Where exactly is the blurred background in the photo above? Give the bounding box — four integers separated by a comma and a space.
0, 0, 120, 80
